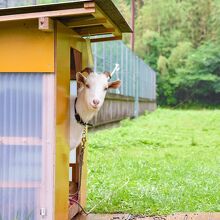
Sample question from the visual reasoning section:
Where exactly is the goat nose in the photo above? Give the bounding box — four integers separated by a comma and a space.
93, 99, 100, 106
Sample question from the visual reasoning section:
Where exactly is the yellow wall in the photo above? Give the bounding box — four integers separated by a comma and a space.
55, 21, 88, 220
0, 20, 54, 72
0, 18, 88, 220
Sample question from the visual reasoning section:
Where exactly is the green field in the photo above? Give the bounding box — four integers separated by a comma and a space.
86, 109, 220, 215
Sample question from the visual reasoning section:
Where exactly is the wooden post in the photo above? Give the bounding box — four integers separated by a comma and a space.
39, 17, 54, 32
131, 0, 135, 51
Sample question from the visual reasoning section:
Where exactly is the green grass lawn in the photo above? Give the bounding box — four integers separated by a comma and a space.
86, 109, 220, 215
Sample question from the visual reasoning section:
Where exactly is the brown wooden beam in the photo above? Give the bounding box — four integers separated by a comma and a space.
84, 2, 95, 9
68, 203, 80, 220
70, 163, 79, 183
38, 17, 54, 32
65, 18, 106, 28
76, 27, 115, 36
0, 7, 95, 22
91, 36, 122, 43
92, 5, 122, 38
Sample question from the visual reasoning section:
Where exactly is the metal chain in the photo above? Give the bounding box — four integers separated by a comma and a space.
73, 127, 131, 216
79, 126, 87, 169
75, 126, 89, 215
77, 125, 87, 190
81, 126, 87, 151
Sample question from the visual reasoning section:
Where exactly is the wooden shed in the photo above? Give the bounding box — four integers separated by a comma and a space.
0, 1, 131, 220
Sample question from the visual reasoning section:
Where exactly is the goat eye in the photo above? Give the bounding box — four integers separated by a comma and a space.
104, 87, 108, 91
85, 84, 90, 89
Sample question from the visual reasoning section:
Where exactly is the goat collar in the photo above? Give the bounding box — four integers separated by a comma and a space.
74, 98, 93, 127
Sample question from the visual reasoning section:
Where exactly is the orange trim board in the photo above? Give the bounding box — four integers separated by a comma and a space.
0, 20, 54, 72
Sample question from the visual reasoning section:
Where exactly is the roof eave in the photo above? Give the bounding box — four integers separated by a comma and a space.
0, 0, 132, 37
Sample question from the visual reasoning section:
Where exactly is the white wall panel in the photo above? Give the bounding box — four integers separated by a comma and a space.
0, 73, 55, 220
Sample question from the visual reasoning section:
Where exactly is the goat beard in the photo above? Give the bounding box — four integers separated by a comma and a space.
79, 101, 99, 122
87, 103, 100, 112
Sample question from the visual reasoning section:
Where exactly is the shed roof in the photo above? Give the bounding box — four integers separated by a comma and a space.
0, 0, 132, 41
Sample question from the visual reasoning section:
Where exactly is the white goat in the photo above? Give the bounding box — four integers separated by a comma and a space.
70, 68, 121, 149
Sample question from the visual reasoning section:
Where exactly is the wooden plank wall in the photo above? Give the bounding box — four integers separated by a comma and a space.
91, 93, 156, 127
139, 98, 157, 114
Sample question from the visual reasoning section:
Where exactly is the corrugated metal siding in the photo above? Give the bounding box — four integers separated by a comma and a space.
0, 73, 55, 220
92, 40, 156, 100
0, 74, 42, 137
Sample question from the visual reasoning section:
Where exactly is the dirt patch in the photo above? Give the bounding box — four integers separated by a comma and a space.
74, 213, 220, 220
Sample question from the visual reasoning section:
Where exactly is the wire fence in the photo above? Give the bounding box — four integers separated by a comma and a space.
92, 40, 156, 100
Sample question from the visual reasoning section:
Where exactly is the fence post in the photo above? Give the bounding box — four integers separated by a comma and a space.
102, 42, 105, 72
134, 56, 139, 117
121, 42, 124, 95
93, 43, 97, 72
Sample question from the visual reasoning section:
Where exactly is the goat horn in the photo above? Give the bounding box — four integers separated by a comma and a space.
110, 64, 120, 78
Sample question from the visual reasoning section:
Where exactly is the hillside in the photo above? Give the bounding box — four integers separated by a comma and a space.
113, 0, 220, 106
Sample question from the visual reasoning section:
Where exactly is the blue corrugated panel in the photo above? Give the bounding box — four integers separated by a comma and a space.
92, 40, 156, 100
0, 73, 43, 220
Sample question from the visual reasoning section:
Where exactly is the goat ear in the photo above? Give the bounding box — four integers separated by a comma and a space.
104, 71, 111, 79
76, 72, 86, 85
81, 67, 93, 75
108, 80, 121, 89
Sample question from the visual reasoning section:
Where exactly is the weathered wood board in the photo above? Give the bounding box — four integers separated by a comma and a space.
91, 93, 156, 127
